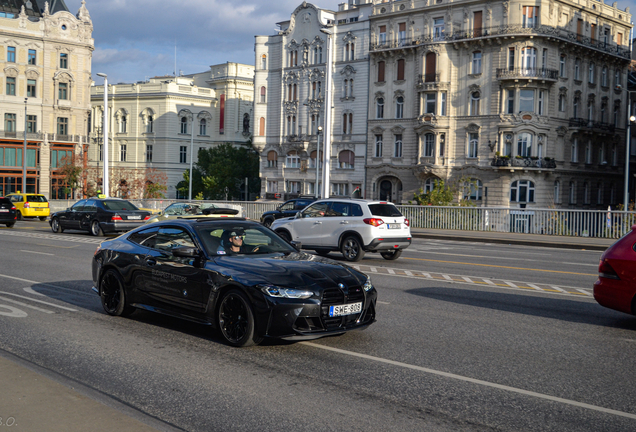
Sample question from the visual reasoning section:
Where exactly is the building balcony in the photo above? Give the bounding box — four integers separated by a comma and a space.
369, 25, 630, 59
496, 68, 559, 81
491, 156, 557, 169
568, 118, 616, 133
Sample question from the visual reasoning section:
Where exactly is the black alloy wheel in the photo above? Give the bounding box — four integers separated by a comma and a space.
39, 216, 47, 221
276, 230, 291, 242
90, 220, 103, 237
217, 289, 262, 347
100, 270, 135, 317
262, 218, 273, 228
50, 218, 63, 233
380, 250, 402, 260
16, 211, 22, 221
5, 223, 14, 228
341, 235, 365, 262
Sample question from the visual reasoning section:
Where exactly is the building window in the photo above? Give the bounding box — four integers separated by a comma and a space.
199, 119, 207, 135
597, 183, 603, 204
147, 115, 154, 133
558, 94, 566, 112
180, 146, 187, 163
472, 52, 482, 74
554, 181, 560, 204
379, 25, 386, 44
588, 63, 595, 84
376, 98, 384, 119
506, 89, 515, 114
377, 61, 385, 82
180, 117, 188, 134
57, 117, 68, 135
612, 144, 617, 166
571, 138, 578, 162
519, 89, 534, 113
510, 180, 535, 202
286, 151, 300, 168
468, 133, 479, 158
569, 181, 576, 204
342, 113, 352, 134
332, 183, 349, 196
394, 134, 403, 158
310, 150, 322, 168
559, 55, 566, 77
267, 181, 278, 193
146, 145, 153, 162
601, 66, 608, 87
517, 133, 532, 157
396, 96, 404, 119
585, 141, 591, 163
522, 6, 538, 28
598, 143, 605, 164
538, 90, 545, 115
7, 46, 15, 62
6, 77, 15, 96
58, 82, 68, 100
398, 22, 406, 46
260, 86, 266, 103
425, 93, 436, 114
424, 133, 435, 157
508, 48, 515, 71
463, 179, 483, 200
120, 144, 127, 162
574, 58, 580, 80
470, 92, 480, 116
267, 150, 278, 168
573, 97, 580, 119
26, 115, 36, 133
119, 115, 127, 133
261, 54, 267, 70
4, 113, 16, 132
615, 69, 621, 88
521, 47, 537, 71
433, 18, 444, 40
59, 53, 68, 69
27, 79, 36, 97
424, 178, 435, 193
28, 49, 36, 65
375, 135, 383, 157
440, 92, 447, 115
339, 150, 355, 168
259, 117, 265, 136
396, 59, 405, 80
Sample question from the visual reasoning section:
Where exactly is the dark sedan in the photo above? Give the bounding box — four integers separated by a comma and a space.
91, 219, 377, 347
0, 197, 17, 227
50, 198, 151, 236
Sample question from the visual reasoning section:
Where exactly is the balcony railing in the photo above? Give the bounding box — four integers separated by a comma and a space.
417, 73, 440, 85
491, 156, 557, 169
496, 68, 559, 80
370, 24, 630, 59
568, 118, 616, 133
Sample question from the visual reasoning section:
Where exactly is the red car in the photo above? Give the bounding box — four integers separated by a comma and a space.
593, 224, 636, 315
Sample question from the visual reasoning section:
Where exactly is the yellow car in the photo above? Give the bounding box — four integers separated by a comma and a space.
145, 202, 242, 224
7, 192, 50, 221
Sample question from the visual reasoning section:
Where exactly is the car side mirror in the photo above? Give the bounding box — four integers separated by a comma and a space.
172, 246, 200, 258
294, 211, 302, 219
290, 241, 302, 251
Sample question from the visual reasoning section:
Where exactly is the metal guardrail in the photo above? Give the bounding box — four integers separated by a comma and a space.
48, 200, 635, 239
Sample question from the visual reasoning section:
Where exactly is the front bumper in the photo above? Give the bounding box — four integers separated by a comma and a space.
593, 278, 635, 315
366, 237, 412, 251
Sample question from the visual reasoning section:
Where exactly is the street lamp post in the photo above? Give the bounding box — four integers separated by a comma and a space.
624, 100, 634, 211
22, 98, 27, 193
189, 113, 195, 200
316, 126, 322, 197
320, 27, 334, 200
96, 73, 109, 197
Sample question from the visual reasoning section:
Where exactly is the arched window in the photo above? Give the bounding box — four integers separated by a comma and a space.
517, 133, 532, 157
424, 133, 435, 157
180, 117, 188, 134
267, 150, 277, 168
310, 150, 322, 168
261, 54, 267, 70
558, 94, 566, 112
559, 55, 566, 77
259, 117, 265, 136
468, 133, 479, 158
589, 62, 595, 84
286, 151, 300, 168
374, 134, 383, 157
574, 58, 581, 80
510, 180, 535, 202
583, 182, 590, 204
602, 66, 608, 87
470, 92, 480, 116
394, 134, 403, 158
120, 115, 127, 133
147, 115, 154, 133
339, 150, 355, 168
260, 86, 266, 103
463, 179, 483, 200
615, 69, 621, 88
396, 96, 404, 119
376, 98, 384, 119
199, 119, 207, 136
424, 178, 436, 193
342, 113, 353, 134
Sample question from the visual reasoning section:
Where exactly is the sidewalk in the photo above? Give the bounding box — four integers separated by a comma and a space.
0, 351, 178, 432
410, 228, 615, 251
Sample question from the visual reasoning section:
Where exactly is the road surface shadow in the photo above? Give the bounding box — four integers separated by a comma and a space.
406, 286, 636, 330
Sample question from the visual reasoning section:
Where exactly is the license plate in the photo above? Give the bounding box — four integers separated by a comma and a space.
0, 209, 8, 212
329, 302, 362, 317
34, 208, 43, 211
127, 216, 141, 220
387, 223, 401, 229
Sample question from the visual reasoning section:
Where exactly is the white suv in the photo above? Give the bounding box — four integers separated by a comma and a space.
270, 199, 411, 262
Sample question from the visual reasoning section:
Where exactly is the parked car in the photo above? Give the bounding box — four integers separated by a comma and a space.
91, 218, 377, 347
0, 197, 17, 227
271, 199, 411, 262
260, 196, 316, 227
50, 198, 151, 236
6, 192, 50, 221
145, 202, 240, 224
593, 225, 636, 315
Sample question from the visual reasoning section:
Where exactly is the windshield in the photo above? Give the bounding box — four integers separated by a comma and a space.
102, 200, 139, 211
27, 195, 48, 202
195, 223, 296, 256
164, 202, 218, 216
369, 204, 402, 217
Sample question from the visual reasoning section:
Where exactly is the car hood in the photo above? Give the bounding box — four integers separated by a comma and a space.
210, 252, 366, 289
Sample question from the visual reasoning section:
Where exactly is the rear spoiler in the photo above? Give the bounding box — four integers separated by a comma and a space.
202, 208, 240, 215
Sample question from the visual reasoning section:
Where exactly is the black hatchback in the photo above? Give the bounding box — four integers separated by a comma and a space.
50, 198, 151, 236
0, 197, 17, 227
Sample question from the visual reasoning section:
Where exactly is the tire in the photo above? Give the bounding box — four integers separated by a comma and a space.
99, 269, 135, 317
262, 218, 273, 228
5, 223, 14, 228
380, 250, 402, 260
39, 216, 47, 221
315, 249, 330, 257
217, 289, 262, 347
90, 220, 103, 237
276, 230, 291, 243
16, 211, 22, 221
50, 218, 63, 233
341, 236, 365, 262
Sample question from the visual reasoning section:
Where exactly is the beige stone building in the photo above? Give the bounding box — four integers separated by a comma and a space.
367, 0, 632, 209
89, 63, 254, 199
0, 0, 93, 198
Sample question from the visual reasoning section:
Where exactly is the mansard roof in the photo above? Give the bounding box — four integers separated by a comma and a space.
0, 0, 69, 18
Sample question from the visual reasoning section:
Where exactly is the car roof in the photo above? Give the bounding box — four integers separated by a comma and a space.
7, 192, 46, 196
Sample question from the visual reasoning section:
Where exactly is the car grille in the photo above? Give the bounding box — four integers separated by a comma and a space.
319, 285, 367, 330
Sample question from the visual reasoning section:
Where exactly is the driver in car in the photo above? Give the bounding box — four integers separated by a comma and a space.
217, 229, 259, 255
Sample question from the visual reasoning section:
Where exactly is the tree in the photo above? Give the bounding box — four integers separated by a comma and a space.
413, 177, 477, 206
58, 154, 83, 197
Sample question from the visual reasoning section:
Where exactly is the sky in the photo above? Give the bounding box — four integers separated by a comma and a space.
67, 0, 636, 85
65, 0, 336, 84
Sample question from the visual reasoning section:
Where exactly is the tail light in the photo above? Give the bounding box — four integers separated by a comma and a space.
111, 215, 123, 221
94, 246, 101, 256
404, 218, 410, 227
10, 206, 16, 210
144, 215, 151, 220
45, 202, 49, 208
363, 218, 385, 227
23, 202, 30, 208
598, 259, 620, 280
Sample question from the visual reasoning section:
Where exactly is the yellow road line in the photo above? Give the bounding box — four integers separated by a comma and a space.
404, 257, 596, 276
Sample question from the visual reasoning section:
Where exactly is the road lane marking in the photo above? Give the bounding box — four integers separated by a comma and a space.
20, 250, 54, 256
0, 296, 54, 314
0, 292, 78, 311
526, 283, 543, 291
403, 257, 597, 276
23, 287, 46, 296
387, 268, 395, 275
504, 281, 519, 288
0, 305, 27, 318
404, 270, 413, 276
300, 342, 636, 421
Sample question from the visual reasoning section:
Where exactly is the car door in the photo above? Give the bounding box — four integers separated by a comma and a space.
321, 202, 359, 247
290, 202, 330, 247
63, 200, 85, 229
142, 226, 209, 314
78, 199, 97, 230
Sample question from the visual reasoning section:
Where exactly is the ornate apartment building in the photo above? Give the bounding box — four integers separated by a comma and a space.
0, 0, 93, 198
254, 0, 371, 200
367, 0, 632, 208
89, 62, 254, 199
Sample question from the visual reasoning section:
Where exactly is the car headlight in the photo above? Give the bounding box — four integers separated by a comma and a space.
363, 276, 374, 292
259, 284, 313, 299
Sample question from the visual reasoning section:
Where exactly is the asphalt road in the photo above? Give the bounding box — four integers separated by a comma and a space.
0, 220, 635, 431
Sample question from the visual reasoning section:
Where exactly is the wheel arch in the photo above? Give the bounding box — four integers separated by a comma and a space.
338, 230, 366, 250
